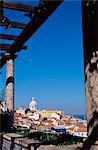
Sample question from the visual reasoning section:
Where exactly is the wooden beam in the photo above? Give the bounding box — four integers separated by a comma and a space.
9, 0, 63, 53
0, 21, 26, 29
0, 0, 63, 68
2, 2, 35, 12
0, 1, 3, 17
0, 44, 27, 51
0, 34, 18, 40
0, 12, 2, 18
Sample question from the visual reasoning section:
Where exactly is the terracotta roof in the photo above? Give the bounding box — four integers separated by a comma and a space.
67, 127, 74, 131
76, 127, 87, 132
56, 120, 64, 123
47, 124, 55, 128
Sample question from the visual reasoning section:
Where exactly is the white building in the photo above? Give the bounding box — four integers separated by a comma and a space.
50, 113, 60, 120
16, 107, 26, 115
29, 112, 40, 120
73, 130, 87, 138
73, 126, 87, 138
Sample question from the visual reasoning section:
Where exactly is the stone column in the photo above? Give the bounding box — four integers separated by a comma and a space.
82, 1, 98, 149
85, 61, 98, 137
85, 63, 93, 124
6, 56, 14, 129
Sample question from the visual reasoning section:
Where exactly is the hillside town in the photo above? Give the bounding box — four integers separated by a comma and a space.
0, 96, 87, 139
0, 97, 87, 139
12, 97, 87, 139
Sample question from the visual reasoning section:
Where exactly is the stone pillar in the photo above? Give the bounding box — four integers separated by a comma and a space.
83, 53, 98, 149
85, 63, 93, 124
6, 56, 14, 129
82, 1, 98, 148
85, 60, 98, 137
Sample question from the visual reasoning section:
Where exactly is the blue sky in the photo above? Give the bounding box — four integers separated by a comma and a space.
0, 0, 85, 115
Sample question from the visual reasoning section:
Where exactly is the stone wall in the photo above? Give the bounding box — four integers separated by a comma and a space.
0, 133, 41, 150
1, 133, 98, 150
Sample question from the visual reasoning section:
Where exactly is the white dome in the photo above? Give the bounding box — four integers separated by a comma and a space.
29, 97, 37, 111
31, 97, 37, 104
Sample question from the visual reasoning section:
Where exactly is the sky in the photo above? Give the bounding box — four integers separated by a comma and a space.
0, 0, 86, 115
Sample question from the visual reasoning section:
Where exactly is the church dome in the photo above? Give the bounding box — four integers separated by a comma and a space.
29, 97, 37, 111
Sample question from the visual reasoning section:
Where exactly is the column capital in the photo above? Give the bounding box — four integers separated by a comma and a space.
4, 53, 16, 60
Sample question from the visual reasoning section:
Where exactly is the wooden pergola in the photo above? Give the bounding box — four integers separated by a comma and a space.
0, 0, 62, 130
0, 0, 62, 68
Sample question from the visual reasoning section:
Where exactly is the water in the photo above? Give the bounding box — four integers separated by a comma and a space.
73, 114, 85, 120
